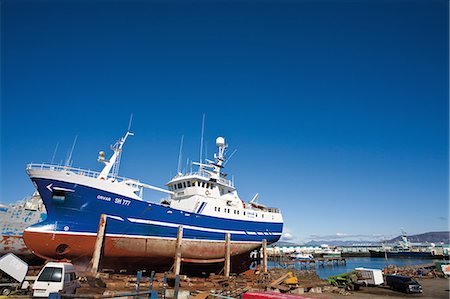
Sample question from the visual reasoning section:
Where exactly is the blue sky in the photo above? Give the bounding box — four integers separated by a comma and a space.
1, 0, 448, 243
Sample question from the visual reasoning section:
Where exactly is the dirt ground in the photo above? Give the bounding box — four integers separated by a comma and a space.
305, 278, 449, 299
73, 277, 448, 299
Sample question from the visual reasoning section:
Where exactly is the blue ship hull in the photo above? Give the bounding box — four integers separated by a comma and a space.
24, 176, 282, 272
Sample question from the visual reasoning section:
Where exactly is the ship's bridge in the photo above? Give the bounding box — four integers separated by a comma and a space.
166, 172, 235, 200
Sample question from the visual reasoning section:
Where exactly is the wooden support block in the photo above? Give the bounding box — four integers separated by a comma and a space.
90, 214, 107, 274
262, 239, 267, 273
224, 233, 231, 277
174, 225, 184, 275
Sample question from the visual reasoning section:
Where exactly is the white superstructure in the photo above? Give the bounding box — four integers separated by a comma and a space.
166, 137, 282, 224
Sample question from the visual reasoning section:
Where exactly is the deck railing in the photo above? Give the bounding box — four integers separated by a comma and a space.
26, 163, 132, 183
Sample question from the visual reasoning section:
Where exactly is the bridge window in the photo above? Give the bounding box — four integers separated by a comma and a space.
183, 182, 186, 188
187, 181, 191, 187
178, 183, 182, 189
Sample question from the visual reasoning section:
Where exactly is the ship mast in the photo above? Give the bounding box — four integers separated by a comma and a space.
97, 130, 134, 180
193, 137, 227, 180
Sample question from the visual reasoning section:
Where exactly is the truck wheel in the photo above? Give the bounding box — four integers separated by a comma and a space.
1, 287, 12, 296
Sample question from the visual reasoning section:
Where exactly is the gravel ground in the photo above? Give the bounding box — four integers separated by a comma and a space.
305, 278, 449, 299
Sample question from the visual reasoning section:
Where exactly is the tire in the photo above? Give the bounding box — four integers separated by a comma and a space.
1, 287, 12, 296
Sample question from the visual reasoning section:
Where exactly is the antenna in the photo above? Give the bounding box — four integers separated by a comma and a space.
199, 113, 205, 165
177, 135, 184, 174
65, 136, 78, 167
223, 149, 237, 167
205, 140, 208, 162
128, 114, 133, 131
51, 142, 59, 164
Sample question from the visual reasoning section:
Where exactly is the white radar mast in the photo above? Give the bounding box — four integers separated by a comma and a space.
98, 116, 134, 180
214, 137, 226, 169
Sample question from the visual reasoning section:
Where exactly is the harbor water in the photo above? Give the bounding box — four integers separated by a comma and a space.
269, 257, 444, 279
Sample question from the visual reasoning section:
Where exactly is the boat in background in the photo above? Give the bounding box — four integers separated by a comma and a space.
369, 230, 443, 259
23, 130, 283, 273
313, 245, 342, 258
0, 192, 46, 262
290, 253, 314, 260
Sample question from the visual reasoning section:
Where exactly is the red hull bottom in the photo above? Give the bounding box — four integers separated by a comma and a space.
23, 231, 258, 274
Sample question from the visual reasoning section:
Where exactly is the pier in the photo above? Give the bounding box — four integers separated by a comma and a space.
268, 254, 346, 269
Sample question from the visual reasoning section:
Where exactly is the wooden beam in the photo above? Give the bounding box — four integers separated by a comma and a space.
173, 225, 183, 275
224, 233, 231, 277
262, 239, 267, 273
90, 214, 107, 274
269, 272, 291, 288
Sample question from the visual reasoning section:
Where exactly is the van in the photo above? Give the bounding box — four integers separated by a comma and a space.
32, 262, 80, 298
385, 274, 422, 294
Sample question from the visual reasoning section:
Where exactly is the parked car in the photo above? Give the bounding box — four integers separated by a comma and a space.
32, 262, 80, 298
385, 274, 422, 294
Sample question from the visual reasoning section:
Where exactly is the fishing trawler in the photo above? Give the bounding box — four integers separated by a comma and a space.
369, 231, 438, 259
23, 130, 283, 272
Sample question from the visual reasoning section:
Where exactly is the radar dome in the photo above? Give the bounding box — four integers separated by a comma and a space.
216, 137, 225, 147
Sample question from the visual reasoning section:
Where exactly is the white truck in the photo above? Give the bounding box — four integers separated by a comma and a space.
355, 267, 384, 286
0, 253, 32, 296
